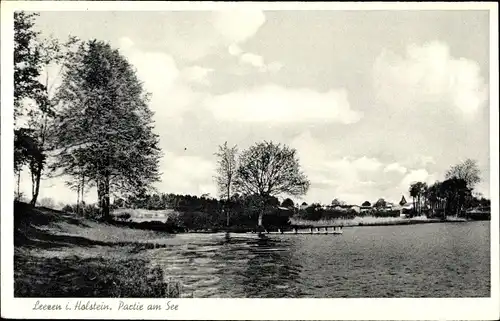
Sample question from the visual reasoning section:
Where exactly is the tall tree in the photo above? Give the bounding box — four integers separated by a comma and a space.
13, 11, 48, 190
51, 40, 162, 219
14, 12, 48, 121
440, 178, 471, 217
445, 159, 481, 189
14, 11, 80, 206
214, 142, 238, 226
25, 36, 79, 206
362, 201, 371, 207
409, 182, 428, 215
234, 141, 310, 228
409, 183, 420, 216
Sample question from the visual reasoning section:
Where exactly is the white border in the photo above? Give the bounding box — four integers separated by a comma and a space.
1, 2, 499, 320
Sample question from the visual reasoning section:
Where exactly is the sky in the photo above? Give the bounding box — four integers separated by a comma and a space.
17, 9, 491, 207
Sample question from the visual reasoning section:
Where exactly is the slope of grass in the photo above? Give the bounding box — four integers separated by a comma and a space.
14, 202, 180, 298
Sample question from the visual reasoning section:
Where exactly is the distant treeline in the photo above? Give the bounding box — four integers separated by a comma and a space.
64, 193, 293, 231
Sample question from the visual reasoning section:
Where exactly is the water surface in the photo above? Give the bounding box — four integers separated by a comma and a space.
147, 221, 490, 298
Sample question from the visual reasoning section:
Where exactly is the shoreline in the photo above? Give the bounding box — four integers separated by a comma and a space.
169, 217, 485, 234
113, 215, 488, 234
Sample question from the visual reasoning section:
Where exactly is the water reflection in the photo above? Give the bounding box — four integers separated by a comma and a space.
148, 222, 490, 298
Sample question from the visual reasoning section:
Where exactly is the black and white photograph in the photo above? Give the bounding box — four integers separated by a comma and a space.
1, 1, 498, 320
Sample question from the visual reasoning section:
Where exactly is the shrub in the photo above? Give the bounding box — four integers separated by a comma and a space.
372, 210, 400, 218
62, 204, 76, 213
116, 212, 131, 221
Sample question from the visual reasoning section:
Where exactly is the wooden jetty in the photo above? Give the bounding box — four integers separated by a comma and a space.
245, 225, 344, 235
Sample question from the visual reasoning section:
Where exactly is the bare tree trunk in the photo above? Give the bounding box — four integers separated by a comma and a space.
103, 174, 110, 221
412, 197, 416, 218
226, 185, 230, 227
16, 171, 21, 200
258, 212, 263, 226
76, 181, 80, 215
97, 176, 104, 217
81, 174, 85, 209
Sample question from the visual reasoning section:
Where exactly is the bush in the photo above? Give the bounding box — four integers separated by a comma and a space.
62, 204, 76, 213
372, 210, 400, 218
116, 212, 131, 221
38, 197, 55, 209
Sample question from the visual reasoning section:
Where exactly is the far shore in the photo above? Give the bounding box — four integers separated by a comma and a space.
289, 215, 473, 229
108, 209, 484, 234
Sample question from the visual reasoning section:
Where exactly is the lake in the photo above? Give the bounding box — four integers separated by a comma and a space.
146, 221, 490, 298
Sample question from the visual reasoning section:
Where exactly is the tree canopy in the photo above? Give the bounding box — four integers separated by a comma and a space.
373, 198, 386, 208
234, 141, 310, 197
214, 142, 238, 201
51, 39, 162, 218
281, 198, 295, 208
445, 159, 481, 189
233, 141, 309, 227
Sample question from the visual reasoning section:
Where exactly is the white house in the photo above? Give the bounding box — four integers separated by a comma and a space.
349, 205, 361, 213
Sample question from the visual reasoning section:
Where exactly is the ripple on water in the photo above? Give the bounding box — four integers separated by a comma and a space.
151, 222, 490, 298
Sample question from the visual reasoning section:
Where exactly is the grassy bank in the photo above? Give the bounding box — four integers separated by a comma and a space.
14, 202, 181, 298
290, 215, 468, 227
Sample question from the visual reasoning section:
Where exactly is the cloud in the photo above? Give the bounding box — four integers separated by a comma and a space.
373, 41, 488, 116
240, 52, 265, 69
384, 162, 408, 174
118, 37, 207, 118
289, 133, 392, 204
352, 156, 383, 172
212, 10, 266, 44
400, 169, 438, 188
230, 48, 283, 74
266, 61, 284, 73
119, 37, 179, 93
157, 153, 217, 196
239, 54, 283, 73
180, 66, 214, 85
228, 43, 243, 56
203, 84, 362, 124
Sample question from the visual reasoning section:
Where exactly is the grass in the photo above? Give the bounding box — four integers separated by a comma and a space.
14, 253, 180, 298
290, 215, 467, 227
14, 202, 181, 298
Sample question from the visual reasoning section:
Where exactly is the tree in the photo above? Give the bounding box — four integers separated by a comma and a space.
214, 141, 238, 226
409, 183, 419, 216
14, 11, 48, 194
374, 198, 386, 209
425, 182, 440, 216
234, 141, 310, 227
14, 12, 49, 121
440, 178, 471, 217
445, 159, 481, 189
14, 11, 81, 206
409, 182, 428, 215
25, 37, 79, 207
362, 201, 371, 207
331, 198, 344, 206
281, 198, 295, 208
51, 40, 162, 220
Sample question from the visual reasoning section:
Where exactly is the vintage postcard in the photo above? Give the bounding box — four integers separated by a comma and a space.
1, 1, 499, 320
